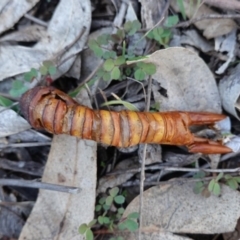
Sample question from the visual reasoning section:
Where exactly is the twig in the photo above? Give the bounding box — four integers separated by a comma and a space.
174, 14, 240, 28
24, 13, 48, 27
0, 142, 51, 148
0, 179, 80, 194
138, 76, 152, 240
108, 166, 240, 175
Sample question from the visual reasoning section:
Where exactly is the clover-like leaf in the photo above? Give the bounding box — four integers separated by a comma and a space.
106, 195, 114, 206
39, 65, 48, 75
79, 223, 88, 234
115, 56, 125, 66
127, 212, 139, 219
164, 15, 179, 28
109, 187, 119, 197
86, 229, 94, 240
48, 65, 57, 75
114, 195, 125, 204
213, 182, 221, 196
124, 219, 138, 231
142, 63, 156, 75
227, 179, 239, 190
104, 59, 114, 71
103, 72, 111, 81
134, 68, 145, 80
111, 66, 121, 79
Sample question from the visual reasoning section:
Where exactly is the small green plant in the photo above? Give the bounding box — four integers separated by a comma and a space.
208, 172, 223, 196
146, 15, 179, 47
9, 61, 56, 97
87, 20, 159, 84
79, 187, 139, 240
194, 171, 240, 197
224, 174, 240, 190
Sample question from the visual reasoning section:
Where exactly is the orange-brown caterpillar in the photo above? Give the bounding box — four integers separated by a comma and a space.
20, 86, 232, 154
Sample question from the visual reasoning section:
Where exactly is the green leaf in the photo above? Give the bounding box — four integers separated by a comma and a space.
101, 100, 139, 111
114, 195, 125, 204
177, 0, 186, 20
118, 222, 127, 230
193, 171, 206, 179
234, 177, 240, 183
193, 181, 204, 194
224, 174, 232, 180
103, 216, 110, 224
98, 216, 104, 225
216, 172, 224, 182
94, 46, 104, 57
212, 182, 221, 196
103, 72, 111, 81
99, 197, 106, 205
142, 63, 156, 75
23, 72, 33, 82
124, 219, 139, 231
0, 96, 14, 108
97, 34, 110, 45
39, 65, 48, 75
127, 212, 139, 219
164, 15, 179, 28
134, 68, 145, 80
43, 60, 54, 68
48, 65, 57, 75
114, 56, 125, 66
103, 59, 114, 71
10, 81, 28, 97
132, 20, 141, 31
208, 179, 215, 192
227, 179, 239, 190
118, 207, 125, 214
86, 229, 94, 240
105, 195, 113, 206
103, 204, 110, 211
153, 27, 164, 41
109, 187, 119, 197
78, 223, 88, 234
111, 66, 121, 79
88, 39, 98, 49
95, 205, 102, 212
88, 219, 97, 228
123, 21, 132, 33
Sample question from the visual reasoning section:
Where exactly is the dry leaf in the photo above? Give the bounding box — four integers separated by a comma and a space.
171, 0, 237, 39
0, 0, 91, 81
0, 106, 30, 137
219, 64, 240, 120
0, 25, 47, 42
140, 0, 168, 28
0, 0, 39, 35
143, 47, 222, 112
122, 180, 240, 235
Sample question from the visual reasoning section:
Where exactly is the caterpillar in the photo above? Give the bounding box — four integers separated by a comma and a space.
19, 86, 232, 154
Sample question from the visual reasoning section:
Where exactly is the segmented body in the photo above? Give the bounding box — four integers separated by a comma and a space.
20, 86, 195, 147
20, 87, 233, 154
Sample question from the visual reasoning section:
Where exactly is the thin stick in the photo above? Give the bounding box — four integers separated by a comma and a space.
0, 178, 80, 194
0, 142, 51, 148
138, 76, 153, 240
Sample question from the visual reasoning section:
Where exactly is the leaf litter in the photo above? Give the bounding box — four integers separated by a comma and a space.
0, 0, 240, 240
